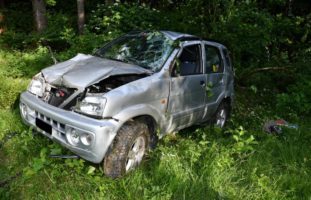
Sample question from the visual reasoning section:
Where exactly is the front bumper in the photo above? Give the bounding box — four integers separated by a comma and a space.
20, 92, 120, 163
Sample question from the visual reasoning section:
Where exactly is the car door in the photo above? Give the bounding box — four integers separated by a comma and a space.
167, 42, 206, 130
202, 43, 226, 120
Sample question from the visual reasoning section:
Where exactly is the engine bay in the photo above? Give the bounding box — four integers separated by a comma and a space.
87, 74, 148, 93
42, 74, 148, 112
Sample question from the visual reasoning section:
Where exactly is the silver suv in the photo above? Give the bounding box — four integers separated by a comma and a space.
20, 31, 234, 177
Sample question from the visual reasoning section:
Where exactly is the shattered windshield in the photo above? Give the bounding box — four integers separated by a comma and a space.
95, 32, 175, 72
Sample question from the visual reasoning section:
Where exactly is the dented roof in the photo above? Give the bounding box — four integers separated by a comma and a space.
161, 31, 200, 41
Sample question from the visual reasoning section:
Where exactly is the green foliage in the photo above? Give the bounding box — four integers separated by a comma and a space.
56, 32, 115, 60
87, 3, 163, 34
275, 56, 311, 119
226, 126, 257, 153
45, 0, 57, 6
0, 47, 53, 78
0, 31, 32, 50
276, 80, 311, 118
38, 13, 75, 51
213, 6, 274, 70
0, 79, 310, 199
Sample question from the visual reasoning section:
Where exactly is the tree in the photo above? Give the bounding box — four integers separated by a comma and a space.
0, 0, 4, 34
105, 0, 114, 4
31, 0, 47, 33
77, 0, 85, 34
0, 0, 5, 8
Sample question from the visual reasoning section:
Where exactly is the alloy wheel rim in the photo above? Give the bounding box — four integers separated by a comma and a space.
216, 108, 226, 128
126, 136, 146, 172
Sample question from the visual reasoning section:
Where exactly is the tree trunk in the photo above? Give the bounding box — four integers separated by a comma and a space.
287, 0, 293, 16
77, 0, 85, 35
31, 0, 47, 33
0, 5, 5, 34
0, 0, 5, 8
105, 0, 114, 5
150, 0, 156, 8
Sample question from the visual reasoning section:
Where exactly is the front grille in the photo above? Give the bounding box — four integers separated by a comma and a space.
35, 111, 66, 137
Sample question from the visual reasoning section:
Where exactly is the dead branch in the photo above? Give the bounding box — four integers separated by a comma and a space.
238, 66, 293, 85
46, 45, 58, 64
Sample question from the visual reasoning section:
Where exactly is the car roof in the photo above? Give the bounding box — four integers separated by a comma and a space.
161, 31, 199, 41
161, 31, 226, 48
126, 30, 225, 48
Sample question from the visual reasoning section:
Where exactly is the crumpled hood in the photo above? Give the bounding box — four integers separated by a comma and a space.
41, 54, 150, 89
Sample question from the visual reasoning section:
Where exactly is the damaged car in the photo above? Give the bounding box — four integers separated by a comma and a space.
20, 31, 234, 178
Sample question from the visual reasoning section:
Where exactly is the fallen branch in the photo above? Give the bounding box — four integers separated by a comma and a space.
46, 45, 58, 64
238, 66, 293, 85
244, 67, 291, 76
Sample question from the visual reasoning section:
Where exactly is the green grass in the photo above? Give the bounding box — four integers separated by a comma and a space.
0, 50, 310, 200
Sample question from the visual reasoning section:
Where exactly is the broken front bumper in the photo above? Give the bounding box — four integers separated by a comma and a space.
19, 92, 120, 163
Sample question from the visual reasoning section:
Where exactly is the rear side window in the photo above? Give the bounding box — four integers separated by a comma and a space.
205, 45, 223, 74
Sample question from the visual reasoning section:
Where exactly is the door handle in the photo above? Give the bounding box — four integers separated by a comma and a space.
200, 80, 206, 87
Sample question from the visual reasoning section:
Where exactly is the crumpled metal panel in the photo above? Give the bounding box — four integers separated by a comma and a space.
42, 54, 150, 89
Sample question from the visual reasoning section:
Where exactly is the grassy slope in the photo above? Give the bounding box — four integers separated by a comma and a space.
0, 50, 310, 200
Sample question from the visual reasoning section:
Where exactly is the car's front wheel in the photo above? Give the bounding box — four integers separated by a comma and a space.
103, 121, 149, 178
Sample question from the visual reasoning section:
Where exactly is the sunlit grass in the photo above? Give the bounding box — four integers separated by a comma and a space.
0, 50, 310, 199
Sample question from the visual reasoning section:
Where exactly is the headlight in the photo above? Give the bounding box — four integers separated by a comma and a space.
67, 129, 80, 146
75, 94, 106, 117
66, 128, 95, 147
28, 73, 45, 97
80, 133, 94, 146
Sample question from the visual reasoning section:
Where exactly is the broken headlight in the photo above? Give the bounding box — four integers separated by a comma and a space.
75, 94, 106, 117
28, 73, 45, 97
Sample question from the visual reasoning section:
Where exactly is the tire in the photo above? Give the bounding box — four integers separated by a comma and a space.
213, 101, 230, 128
104, 121, 149, 178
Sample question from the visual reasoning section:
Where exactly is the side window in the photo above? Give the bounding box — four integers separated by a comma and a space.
205, 45, 223, 74
173, 44, 202, 76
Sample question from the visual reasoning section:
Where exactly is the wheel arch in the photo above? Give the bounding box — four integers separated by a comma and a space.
113, 104, 164, 131
133, 115, 157, 136
110, 106, 161, 154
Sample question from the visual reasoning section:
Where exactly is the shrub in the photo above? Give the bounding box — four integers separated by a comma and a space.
87, 2, 163, 35
276, 80, 311, 118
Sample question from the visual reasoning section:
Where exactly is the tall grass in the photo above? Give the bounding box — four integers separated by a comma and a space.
0, 50, 310, 200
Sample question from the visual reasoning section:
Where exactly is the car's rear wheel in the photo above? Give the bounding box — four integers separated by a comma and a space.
213, 102, 230, 128
103, 121, 149, 178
